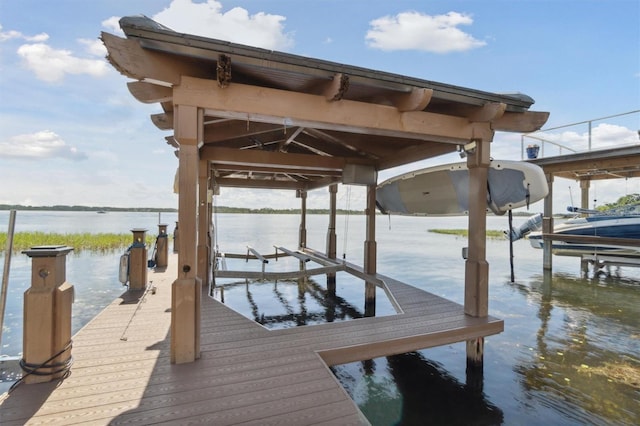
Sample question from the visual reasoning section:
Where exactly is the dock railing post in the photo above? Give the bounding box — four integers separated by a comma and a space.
22, 245, 74, 384
543, 173, 554, 270
129, 228, 148, 290
156, 224, 169, 268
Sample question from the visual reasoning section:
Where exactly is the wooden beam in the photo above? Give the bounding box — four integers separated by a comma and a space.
151, 113, 174, 130
305, 176, 342, 190
127, 81, 172, 104
468, 102, 506, 123
378, 142, 457, 170
323, 73, 349, 101
174, 76, 493, 143
491, 111, 550, 132
201, 146, 355, 170
203, 121, 280, 143
213, 164, 342, 177
101, 32, 213, 85
215, 177, 306, 190
390, 87, 433, 112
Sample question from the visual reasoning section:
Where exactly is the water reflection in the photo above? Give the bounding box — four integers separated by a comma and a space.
510, 271, 640, 425
387, 352, 503, 425
210, 273, 396, 329
332, 352, 503, 426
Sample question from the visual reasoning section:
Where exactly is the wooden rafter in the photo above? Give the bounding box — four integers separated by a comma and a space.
151, 113, 173, 130
302, 128, 379, 160
128, 81, 173, 103
389, 87, 433, 112
102, 32, 213, 85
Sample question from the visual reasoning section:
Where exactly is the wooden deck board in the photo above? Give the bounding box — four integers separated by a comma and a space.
0, 252, 503, 425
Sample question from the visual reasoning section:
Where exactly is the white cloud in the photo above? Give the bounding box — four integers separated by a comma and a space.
366, 11, 486, 53
0, 23, 48, 42
152, 0, 294, 50
0, 130, 87, 160
528, 124, 639, 154
101, 16, 124, 35
78, 38, 107, 57
17, 42, 109, 83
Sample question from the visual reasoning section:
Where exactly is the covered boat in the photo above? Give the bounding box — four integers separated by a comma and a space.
523, 203, 640, 257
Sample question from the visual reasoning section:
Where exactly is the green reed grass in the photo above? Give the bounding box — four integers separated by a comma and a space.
429, 229, 505, 239
0, 232, 158, 253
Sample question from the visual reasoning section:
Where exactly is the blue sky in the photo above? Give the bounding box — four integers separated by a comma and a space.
1, 0, 639, 212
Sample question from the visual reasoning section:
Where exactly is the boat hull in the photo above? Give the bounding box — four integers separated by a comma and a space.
376, 160, 548, 216
528, 215, 640, 257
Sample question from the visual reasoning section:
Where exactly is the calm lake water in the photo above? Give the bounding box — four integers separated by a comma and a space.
1, 210, 639, 425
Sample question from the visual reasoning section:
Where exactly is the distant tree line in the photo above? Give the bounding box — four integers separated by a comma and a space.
596, 193, 640, 211
0, 204, 363, 215
0, 205, 178, 213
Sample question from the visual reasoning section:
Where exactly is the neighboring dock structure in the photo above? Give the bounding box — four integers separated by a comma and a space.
527, 143, 640, 270
1, 15, 548, 424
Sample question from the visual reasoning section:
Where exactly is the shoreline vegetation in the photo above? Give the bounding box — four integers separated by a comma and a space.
0, 232, 157, 253
1, 229, 505, 253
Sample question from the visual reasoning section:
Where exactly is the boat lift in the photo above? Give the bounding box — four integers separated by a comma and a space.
214, 245, 347, 281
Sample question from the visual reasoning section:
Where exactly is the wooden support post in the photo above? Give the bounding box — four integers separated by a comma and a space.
464, 139, 490, 374
129, 228, 148, 290
364, 184, 377, 275
326, 184, 338, 293
207, 168, 214, 287
543, 173, 554, 270
364, 183, 377, 316
22, 245, 74, 384
171, 104, 201, 364
197, 158, 210, 287
298, 189, 307, 248
466, 337, 484, 391
156, 224, 169, 268
326, 184, 337, 259
580, 179, 590, 212
464, 139, 489, 318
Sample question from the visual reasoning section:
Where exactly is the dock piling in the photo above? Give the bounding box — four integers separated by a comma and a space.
129, 229, 148, 290
156, 224, 169, 268
22, 245, 74, 384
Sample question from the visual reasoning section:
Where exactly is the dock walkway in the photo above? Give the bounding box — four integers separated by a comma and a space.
0, 253, 502, 425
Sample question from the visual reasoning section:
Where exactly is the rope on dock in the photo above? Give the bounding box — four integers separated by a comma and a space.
6, 340, 74, 396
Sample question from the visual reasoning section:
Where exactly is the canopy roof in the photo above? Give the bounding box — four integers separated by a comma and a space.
103, 15, 549, 191
528, 145, 640, 181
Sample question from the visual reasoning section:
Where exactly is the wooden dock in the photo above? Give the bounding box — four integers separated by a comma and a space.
0, 253, 502, 425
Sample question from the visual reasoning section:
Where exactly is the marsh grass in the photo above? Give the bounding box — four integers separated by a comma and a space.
0, 232, 158, 253
429, 229, 505, 239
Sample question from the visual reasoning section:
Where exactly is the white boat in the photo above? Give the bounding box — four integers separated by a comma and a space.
376, 160, 548, 216
524, 203, 640, 257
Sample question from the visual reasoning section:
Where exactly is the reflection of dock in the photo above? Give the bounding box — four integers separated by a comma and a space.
0, 252, 502, 423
